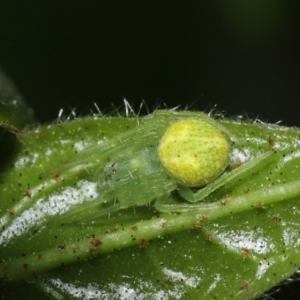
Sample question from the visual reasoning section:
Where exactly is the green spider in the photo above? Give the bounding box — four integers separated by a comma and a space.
47, 110, 270, 220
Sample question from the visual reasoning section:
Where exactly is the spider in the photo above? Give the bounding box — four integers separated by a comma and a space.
47, 110, 269, 220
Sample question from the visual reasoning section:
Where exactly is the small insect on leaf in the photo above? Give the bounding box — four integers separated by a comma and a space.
157, 119, 230, 187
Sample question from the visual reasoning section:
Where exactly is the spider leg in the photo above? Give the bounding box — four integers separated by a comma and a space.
55, 169, 177, 223
155, 151, 273, 212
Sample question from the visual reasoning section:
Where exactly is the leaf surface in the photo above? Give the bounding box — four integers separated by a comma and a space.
1, 111, 300, 299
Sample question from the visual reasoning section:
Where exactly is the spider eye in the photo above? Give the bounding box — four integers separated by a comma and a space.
158, 119, 230, 187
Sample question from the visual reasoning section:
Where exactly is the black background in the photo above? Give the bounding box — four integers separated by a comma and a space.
1, 1, 300, 299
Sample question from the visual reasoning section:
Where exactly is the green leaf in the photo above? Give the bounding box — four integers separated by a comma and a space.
1, 110, 300, 299
0, 68, 35, 131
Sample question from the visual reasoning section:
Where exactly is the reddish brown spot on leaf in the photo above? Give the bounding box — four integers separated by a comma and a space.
110, 225, 119, 232
268, 137, 275, 147
201, 214, 209, 222
58, 244, 66, 250
273, 215, 282, 223
131, 226, 138, 231
90, 238, 102, 247
24, 190, 31, 198
242, 248, 251, 259
52, 173, 60, 180
162, 222, 169, 229
205, 234, 212, 241
139, 239, 148, 249
240, 281, 250, 291
255, 202, 266, 209
191, 222, 201, 230
244, 188, 251, 194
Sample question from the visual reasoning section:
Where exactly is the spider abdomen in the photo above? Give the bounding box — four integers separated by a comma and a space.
158, 119, 230, 187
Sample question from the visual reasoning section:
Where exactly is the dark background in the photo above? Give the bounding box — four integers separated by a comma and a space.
1, 1, 300, 299
1, 1, 300, 126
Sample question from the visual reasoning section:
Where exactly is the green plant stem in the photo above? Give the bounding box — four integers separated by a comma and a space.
3, 179, 299, 283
